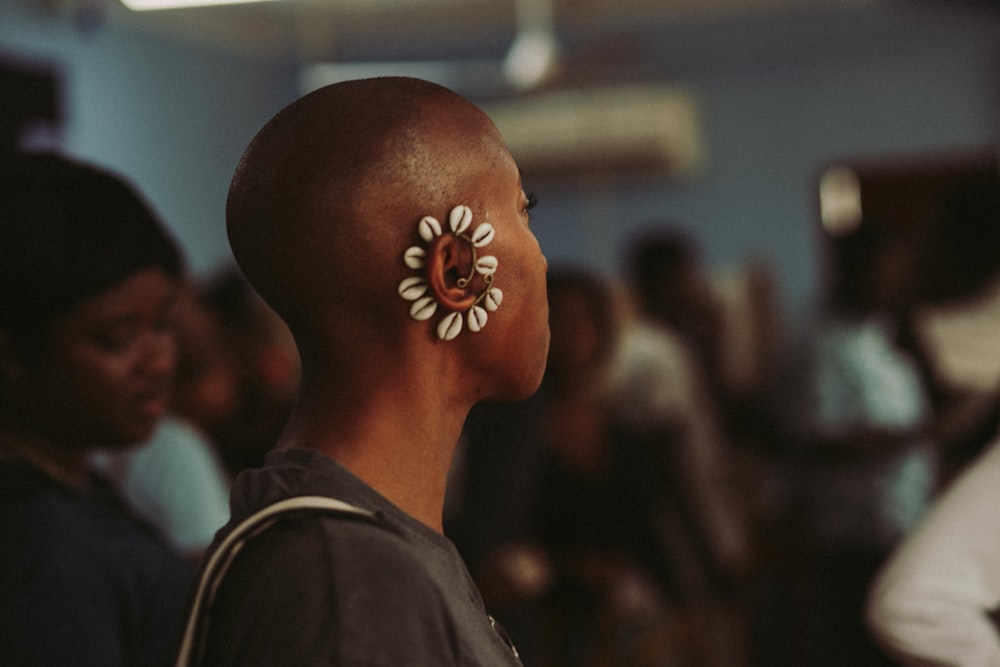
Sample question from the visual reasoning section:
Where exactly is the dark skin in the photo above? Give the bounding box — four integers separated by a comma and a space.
0, 268, 178, 487
226, 77, 550, 532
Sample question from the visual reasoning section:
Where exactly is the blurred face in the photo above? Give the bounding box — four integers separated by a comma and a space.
20, 268, 178, 449
547, 288, 604, 379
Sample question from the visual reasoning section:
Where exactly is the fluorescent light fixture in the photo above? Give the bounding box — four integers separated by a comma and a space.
121, 0, 275, 10
819, 165, 863, 237
502, 27, 558, 91
503, 0, 559, 90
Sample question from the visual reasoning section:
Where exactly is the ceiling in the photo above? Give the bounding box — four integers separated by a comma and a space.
83, 0, 879, 63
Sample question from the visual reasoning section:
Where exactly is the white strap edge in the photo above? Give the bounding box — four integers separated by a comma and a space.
175, 495, 374, 666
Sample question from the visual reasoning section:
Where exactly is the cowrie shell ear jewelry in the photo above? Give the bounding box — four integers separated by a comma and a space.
398, 204, 503, 341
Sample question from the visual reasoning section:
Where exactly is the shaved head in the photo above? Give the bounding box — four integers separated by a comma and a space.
227, 77, 510, 353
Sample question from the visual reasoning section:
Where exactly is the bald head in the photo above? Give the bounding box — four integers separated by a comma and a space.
226, 77, 510, 355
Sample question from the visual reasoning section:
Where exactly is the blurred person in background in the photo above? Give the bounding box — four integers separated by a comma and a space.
92, 280, 233, 561
627, 230, 726, 408
866, 433, 1000, 666
899, 172, 1000, 483
865, 171, 1000, 666
457, 265, 753, 667
529, 266, 691, 667
625, 228, 780, 453
0, 152, 194, 666
198, 267, 300, 478
623, 233, 763, 666
765, 216, 936, 666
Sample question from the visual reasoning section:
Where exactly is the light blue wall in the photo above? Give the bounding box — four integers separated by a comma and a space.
523, 4, 1000, 315
3, 2, 1000, 316
0, 3, 299, 275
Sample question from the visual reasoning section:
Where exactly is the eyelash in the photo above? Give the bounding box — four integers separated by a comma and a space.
525, 191, 539, 212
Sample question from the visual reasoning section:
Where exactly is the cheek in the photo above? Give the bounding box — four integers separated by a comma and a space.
51, 352, 134, 424
69, 347, 132, 390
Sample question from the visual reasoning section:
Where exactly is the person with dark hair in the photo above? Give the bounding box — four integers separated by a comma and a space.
91, 279, 234, 561
767, 217, 936, 666
528, 267, 681, 666
864, 172, 1000, 667
621, 228, 757, 666
0, 152, 194, 666
456, 264, 753, 666
175, 77, 549, 666
900, 172, 1000, 481
193, 268, 300, 478
625, 229, 723, 400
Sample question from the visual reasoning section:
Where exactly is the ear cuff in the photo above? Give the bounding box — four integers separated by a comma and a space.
398, 205, 503, 341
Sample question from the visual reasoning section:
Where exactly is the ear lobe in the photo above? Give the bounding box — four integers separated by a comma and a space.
426, 235, 477, 312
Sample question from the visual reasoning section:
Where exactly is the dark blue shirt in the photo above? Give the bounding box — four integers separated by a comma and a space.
0, 457, 194, 667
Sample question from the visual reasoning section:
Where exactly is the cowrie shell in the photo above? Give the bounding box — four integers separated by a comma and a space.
475, 255, 498, 276
404, 246, 426, 269
418, 216, 442, 242
484, 287, 503, 312
468, 306, 488, 332
410, 296, 437, 320
471, 223, 495, 247
449, 205, 472, 235
398, 277, 427, 300
438, 312, 463, 340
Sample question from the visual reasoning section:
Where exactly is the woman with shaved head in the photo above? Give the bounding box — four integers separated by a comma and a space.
176, 77, 548, 666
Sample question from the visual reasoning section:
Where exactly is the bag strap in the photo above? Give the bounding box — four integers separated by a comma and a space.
175, 495, 376, 667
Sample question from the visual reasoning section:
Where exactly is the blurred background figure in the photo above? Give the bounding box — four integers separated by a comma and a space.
863, 171, 1000, 666
454, 264, 753, 667
529, 266, 692, 667
0, 152, 194, 667
901, 172, 1000, 484
622, 231, 767, 667
168, 278, 243, 444
92, 280, 234, 561
626, 230, 726, 410
625, 228, 780, 452
763, 215, 937, 666
198, 267, 301, 478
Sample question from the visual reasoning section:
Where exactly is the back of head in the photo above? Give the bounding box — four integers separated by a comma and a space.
0, 152, 182, 353
227, 77, 506, 355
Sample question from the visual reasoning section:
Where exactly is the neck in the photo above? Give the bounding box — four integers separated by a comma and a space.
281, 358, 472, 533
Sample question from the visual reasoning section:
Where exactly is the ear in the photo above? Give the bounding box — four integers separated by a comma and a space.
426, 234, 477, 312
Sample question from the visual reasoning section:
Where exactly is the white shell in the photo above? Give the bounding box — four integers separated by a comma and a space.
449, 205, 472, 235
471, 223, 495, 247
404, 246, 426, 269
468, 306, 488, 332
475, 255, 498, 276
418, 216, 442, 242
398, 277, 427, 300
410, 296, 437, 320
484, 287, 503, 312
438, 312, 463, 340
